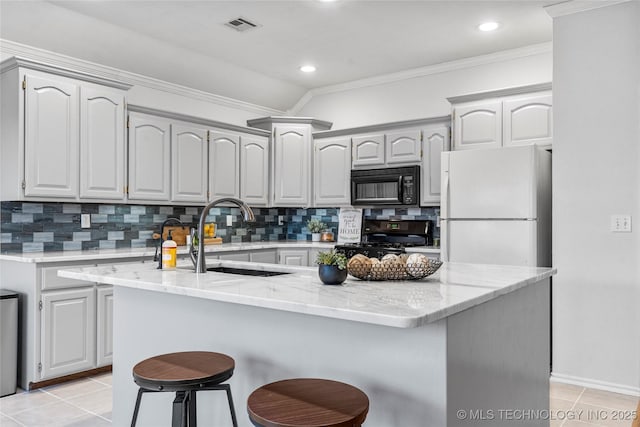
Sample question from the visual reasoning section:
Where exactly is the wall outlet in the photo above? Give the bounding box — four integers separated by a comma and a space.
81, 214, 91, 228
226, 215, 233, 227
278, 215, 284, 226
610, 214, 632, 232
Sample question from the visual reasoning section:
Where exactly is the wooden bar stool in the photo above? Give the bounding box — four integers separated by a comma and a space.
131, 351, 238, 427
247, 378, 369, 427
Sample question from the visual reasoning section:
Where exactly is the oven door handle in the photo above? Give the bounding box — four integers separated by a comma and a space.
397, 175, 403, 202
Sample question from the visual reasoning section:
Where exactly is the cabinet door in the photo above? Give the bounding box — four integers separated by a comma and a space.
307, 248, 322, 267
278, 249, 309, 266
352, 134, 384, 167
209, 131, 240, 200
41, 288, 96, 380
24, 74, 79, 198
171, 124, 208, 203
219, 252, 251, 262
274, 126, 310, 206
385, 129, 422, 164
80, 86, 125, 200
250, 250, 278, 264
503, 94, 552, 148
421, 126, 450, 206
128, 113, 171, 201
240, 135, 270, 206
96, 286, 113, 367
453, 100, 502, 150
314, 137, 351, 206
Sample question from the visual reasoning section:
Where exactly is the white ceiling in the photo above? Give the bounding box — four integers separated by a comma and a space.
0, 0, 554, 111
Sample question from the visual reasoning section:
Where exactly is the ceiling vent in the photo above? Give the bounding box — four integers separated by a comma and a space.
224, 17, 260, 32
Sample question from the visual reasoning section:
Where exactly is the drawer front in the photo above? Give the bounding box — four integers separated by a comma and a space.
41, 265, 96, 290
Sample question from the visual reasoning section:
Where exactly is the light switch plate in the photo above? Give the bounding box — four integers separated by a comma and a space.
226, 215, 233, 227
610, 214, 632, 232
81, 214, 91, 228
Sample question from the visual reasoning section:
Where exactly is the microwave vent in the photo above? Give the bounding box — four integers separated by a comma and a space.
225, 17, 260, 32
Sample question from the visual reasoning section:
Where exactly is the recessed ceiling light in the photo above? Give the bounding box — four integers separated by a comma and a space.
300, 65, 317, 73
478, 22, 500, 32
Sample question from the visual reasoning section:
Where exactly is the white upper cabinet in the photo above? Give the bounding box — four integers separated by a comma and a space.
453, 100, 502, 151
171, 124, 208, 203
352, 134, 385, 167
385, 129, 422, 164
274, 125, 311, 206
314, 137, 351, 206
246, 116, 334, 208
240, 135, 270, 206
0, 60, 131, 201
503, 93, 552, 148
209, 131, 240, 200
24, 73, 79, 198
449, 84, 553, 151
421, 125, 450, 206
127, 113, 171, 201
79, 85, 125, 200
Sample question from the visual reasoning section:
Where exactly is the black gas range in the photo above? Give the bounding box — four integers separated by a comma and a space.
335, 219, 432, 259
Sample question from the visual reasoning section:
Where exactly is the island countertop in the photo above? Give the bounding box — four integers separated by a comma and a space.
58, 260, 554, 328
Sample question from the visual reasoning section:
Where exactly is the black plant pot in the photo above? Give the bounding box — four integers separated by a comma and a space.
318, 265, 348, 285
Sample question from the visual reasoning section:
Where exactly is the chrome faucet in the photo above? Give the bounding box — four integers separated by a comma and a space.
192, 198, 256, 273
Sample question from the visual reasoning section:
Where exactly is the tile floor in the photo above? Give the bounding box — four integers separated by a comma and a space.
0, 374, 637, 426
0, 373, 112, 427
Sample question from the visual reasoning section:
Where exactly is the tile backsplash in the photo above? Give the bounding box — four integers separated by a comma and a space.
0, 202, 439, 253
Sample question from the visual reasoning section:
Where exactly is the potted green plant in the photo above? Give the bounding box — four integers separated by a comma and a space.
306, 218, 326, 242
315, 250, 348, 285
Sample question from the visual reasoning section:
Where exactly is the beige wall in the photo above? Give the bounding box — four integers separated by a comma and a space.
552, 1, 640, 393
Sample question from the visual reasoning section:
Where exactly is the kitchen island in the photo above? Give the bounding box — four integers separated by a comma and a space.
59, 261, 554, 427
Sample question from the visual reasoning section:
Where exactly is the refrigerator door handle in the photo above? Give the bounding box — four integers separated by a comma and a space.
441, 219, 449, 262
441, 154, 450, 221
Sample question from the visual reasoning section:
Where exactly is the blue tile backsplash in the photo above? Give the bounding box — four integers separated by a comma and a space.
0, 202, 439, 253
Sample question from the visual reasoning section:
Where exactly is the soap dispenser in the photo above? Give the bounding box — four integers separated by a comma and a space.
162, 230, 177, 269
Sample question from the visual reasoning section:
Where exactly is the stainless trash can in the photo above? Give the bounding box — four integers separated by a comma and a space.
0, 289, 18, 397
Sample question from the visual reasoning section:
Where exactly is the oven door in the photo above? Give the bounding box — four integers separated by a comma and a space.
351, 171, 403, 205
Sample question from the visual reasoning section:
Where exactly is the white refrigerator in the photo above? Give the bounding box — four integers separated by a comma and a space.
440, 145, 551, 267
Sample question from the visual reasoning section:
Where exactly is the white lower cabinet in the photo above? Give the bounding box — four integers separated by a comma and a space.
41, 287, 96, 379
307, 248, 322, 267
218, 252, 251, 262
278, 249, 309, 266
250, 250, 278, 264
96, 286, 114, 367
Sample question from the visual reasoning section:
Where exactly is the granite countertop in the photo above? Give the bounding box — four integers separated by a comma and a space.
58, 260, 554, 328
0, 241, 440, 263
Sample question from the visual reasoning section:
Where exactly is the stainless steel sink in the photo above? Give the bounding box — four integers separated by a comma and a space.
207, 266, 290, 277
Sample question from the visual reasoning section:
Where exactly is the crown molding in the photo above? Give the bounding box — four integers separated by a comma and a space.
0, 39, 285, 116
447, 82, 552, 104
313, 115, 451, 139
128, 104, 271, 137
544, 0, 631, 18
246, 116, 333, 131
288, 42, 553, 115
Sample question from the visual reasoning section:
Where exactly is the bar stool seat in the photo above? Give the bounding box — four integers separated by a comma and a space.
247, 378, 369, 427
131, 351, 238, 427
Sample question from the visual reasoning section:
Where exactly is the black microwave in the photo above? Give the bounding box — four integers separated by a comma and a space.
351, 165, 420, 206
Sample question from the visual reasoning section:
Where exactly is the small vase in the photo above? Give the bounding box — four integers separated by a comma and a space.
318, 265, 347, 285
311, 233, 321, 242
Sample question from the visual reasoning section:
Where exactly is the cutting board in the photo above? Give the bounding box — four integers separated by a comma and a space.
204, 237, 223, 245
152, 226, 190, 246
